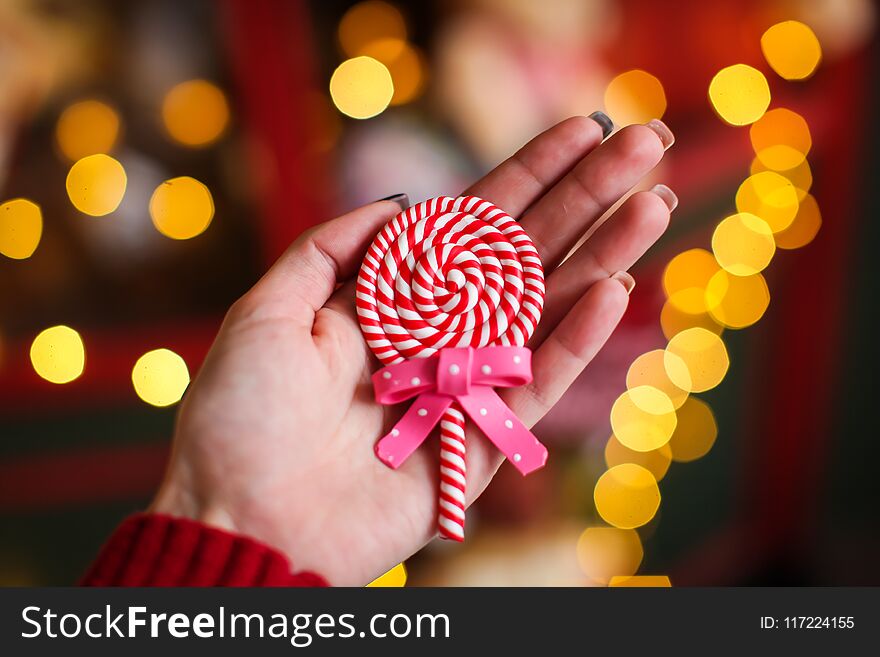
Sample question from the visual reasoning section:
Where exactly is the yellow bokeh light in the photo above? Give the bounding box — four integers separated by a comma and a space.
626, 349, 690, 409
338, 1, 407, 58
750, 108, 812, 171
660, 297, 724, 341
708, 64, 771, 126
663, 248, 720, 314
751, 156, 812, 199
66, 154, 127, 217
576, 527, 643, 586
56, 100, 121, 162
0, 199, 42, 259
594, 464, 661, 530
30, 325, 85, 384
149, 177, 215, 240
665, 327, 729, 393
736, 171, 799, 233
162, 80, 230, 148
611, 386, 677, 453
605, 434, 672, 482
362, 40, 427, 106
668, 397, 718, 463
774, 192, 821, 250
358, 37, 407, 63
367, 563, 407, 587
761, 21, 822, 81
604, 69, 667, 126
330, 56, 394, 120
705, 270, 770, 329
627, 385, 676, 415
132, 348, 190, 407
711, 212, 776, 276
609, 575, 672, 587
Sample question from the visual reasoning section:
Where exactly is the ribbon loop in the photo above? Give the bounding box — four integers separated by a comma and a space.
373, 346, 547, 476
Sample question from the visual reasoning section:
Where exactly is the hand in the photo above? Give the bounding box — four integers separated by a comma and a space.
151, 116, 676, 585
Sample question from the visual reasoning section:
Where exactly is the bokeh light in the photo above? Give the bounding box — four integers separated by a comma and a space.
751, 155, 812, 200
594, 464, 661, 529
711, 212, 776, 276
761, 20, 822, 80
604, 434, 672, 482
611, 386, 677, 452
660, 297, 724, 341
131, 348, 190, 407
338, 1, 407, 58
30, 326, 85, 384
0, 199, 42, 260
774, 192, 822, 250
55, 100, 121, 162
576, 527, 643, 586
708, 64, 771, 126
663, 248, 720, 314
705, 270, 770, 329
66, 154, 127, 217
736, 171, 799, 233
367, 563, 407, 587
330, 56, 394, 119
361, 40, 427, 106
667, 397, 718, 463
608, 575, 672, 587
149, 177, 215, 240
750, 108, 812, 171
162, 80, 230, 148
603, 69, 667, 126
665, 327, 729, 393
626, 349, 690, 409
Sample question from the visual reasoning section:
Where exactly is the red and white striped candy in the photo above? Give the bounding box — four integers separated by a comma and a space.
356, 195, 545, 541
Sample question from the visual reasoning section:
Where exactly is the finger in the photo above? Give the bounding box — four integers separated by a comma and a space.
244, 198, 407, 325
464, 115, 608, 217
520, 121, 673, 270
505, 277, 630, 428
462, 276, 630, 504
531, 187, 674, 346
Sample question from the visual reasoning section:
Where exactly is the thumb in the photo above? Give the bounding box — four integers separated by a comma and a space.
246, 194, 410, 324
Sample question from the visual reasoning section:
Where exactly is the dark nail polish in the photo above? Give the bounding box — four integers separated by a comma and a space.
589, 111, 614, 139
377, 193, 410, 211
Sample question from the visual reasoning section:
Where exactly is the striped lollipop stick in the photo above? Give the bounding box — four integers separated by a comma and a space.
438, 405, 467, 540
356, 195, 546, 542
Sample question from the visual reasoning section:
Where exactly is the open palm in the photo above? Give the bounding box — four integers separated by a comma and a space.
152, 117, 675, 586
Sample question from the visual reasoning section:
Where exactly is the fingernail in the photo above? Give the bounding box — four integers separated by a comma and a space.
611, 271, 636, 295
377, 193, 410, 211
650, 183, 678, 211
645, 119, 675, 150
589, 111, 614, 139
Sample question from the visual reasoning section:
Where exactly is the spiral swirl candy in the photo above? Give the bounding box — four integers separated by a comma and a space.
356, 195, 545, 541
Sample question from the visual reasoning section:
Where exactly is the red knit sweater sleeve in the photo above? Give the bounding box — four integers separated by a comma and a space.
80, 513, 327, 587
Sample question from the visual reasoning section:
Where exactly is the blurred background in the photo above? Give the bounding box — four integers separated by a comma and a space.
1, 0, 878, 587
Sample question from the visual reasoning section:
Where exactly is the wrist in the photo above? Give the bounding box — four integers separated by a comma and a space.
150, 467, 239, 536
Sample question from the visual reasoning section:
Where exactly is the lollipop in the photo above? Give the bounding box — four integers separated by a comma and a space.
357, 195, 548, 541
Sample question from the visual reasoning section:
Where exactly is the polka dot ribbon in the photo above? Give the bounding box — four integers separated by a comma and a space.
356, 195, 548, 541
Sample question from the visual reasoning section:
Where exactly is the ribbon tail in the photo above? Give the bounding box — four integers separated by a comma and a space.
456, 388, 548, 476
375, 393, 453, 469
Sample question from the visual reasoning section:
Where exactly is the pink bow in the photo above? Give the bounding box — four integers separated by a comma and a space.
372, 346, 548, 475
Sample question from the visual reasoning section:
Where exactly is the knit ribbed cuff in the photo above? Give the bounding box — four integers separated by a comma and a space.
80, 513, 327, 587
